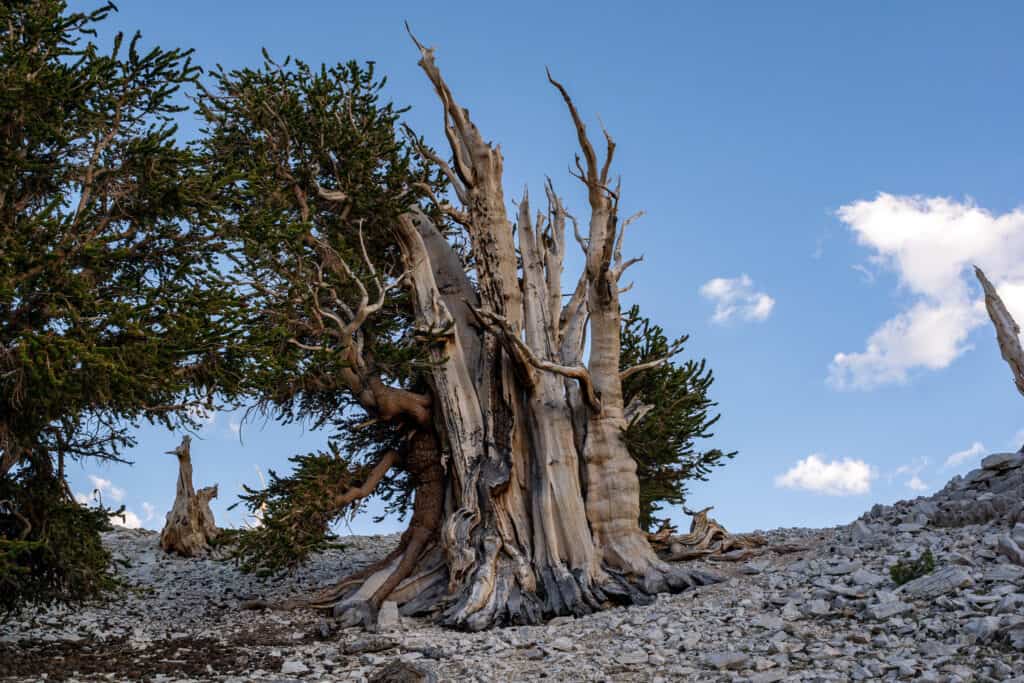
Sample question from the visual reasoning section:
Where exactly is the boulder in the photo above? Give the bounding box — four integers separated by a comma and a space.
997, 534, 1024, 567
981, 452, 1024, 471
897, 567, 973, 600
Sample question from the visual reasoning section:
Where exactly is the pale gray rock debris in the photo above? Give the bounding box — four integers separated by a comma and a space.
376, 600, 402, 631
850, 567, 886, 586
997, 533, 1024, 566
982, 452, 1024, 470
8, 454, 1024, 682
280, 659, 310, 675
704, 651, 750, 670
865, 600, 912, 620
897, 566, 974, 599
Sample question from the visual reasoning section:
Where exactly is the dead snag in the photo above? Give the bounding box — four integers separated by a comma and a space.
159, 436, 219, 556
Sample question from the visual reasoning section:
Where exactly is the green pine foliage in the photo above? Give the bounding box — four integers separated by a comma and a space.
196, 51, 445, 574
197, 52, 446, 415
890, 549, 935, 586
620, 305, 736, 531
0, 464, 120, 616
1, 1, 245, 610
228, 441, 396, 576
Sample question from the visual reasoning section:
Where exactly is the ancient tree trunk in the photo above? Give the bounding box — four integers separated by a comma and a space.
304, 36, 716, 630
160, 436, 219, 556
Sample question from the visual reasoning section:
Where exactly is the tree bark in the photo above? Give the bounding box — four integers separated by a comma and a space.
159, 436, 219, 556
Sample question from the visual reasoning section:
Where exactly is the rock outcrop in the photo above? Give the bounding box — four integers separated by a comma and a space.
864, 450, 1024, 529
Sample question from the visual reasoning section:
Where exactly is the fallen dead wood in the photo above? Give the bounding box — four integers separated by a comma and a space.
651, 507, 767, 562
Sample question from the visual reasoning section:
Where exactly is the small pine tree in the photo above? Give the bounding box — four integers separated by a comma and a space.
620, 305, 736, 531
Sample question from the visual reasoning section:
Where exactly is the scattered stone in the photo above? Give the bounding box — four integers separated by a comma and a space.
804, 598, 830, 616
851, 520, 874, 542
965, 616, 1001, 642
982, 452, 1024, 471
822, 559, 860, 575
369, 660, 439, 683
865, 601, 912, 620
376, 601, 402, 631
751, 614, 784, 631
314, 619, 332, 640
616, 650, 649, 665
343, 636, 398, 655
997, 534, 1024, 566
850, 568, 886, 587
897, 566, 974, 599
705, 651, 750, 670
7, 455, 1024, 682
280, 659, 309, 675
550, 637, 574, 651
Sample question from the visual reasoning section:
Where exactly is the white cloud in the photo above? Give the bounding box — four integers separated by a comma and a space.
906, 476, 928, 492
229, 421, 241, 435
88, 474, 125, 503
944, 441, 986, 469
894, 456, 930, 492
894, 457, 928, 477
75, 490, 144, 528
111, 509, 142, 529
699, 274, 775, 324
851, 263, 876, 284
141, 502, 156, 522
831, 194, 1024, 389
774, 454, 876, 496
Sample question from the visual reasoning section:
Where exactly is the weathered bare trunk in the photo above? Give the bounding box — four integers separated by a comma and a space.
976, 266, 1024, 398
159, 436, 219, 556
305, 37, 717, 630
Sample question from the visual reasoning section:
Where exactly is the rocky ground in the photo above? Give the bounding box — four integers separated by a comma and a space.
4, 452, 1024, 682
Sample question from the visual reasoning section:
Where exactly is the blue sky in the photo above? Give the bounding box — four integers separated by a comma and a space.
66, 1, 1024, 534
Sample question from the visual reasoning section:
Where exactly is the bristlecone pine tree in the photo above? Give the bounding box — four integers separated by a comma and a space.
206, 35, 723, 630
0, 1, 243, 609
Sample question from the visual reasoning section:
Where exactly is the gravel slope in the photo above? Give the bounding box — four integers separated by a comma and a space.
4, 452, 1024, 682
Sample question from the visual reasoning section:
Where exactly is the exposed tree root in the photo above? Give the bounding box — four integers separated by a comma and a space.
304, 452, 719, 630
305, 431, 445, 627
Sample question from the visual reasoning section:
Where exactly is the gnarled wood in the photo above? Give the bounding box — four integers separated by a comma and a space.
159, 436, 219, 557
652, 507, 766, 562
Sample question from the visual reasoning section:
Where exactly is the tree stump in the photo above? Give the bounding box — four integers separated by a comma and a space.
159, 435, 219, 556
